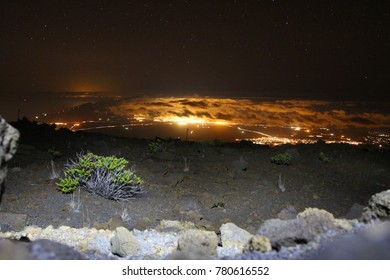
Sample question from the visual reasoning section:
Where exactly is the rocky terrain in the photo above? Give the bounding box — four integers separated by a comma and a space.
0, 117, 390, 259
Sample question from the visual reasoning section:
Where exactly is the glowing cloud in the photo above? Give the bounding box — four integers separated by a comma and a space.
108, 97, 390, 129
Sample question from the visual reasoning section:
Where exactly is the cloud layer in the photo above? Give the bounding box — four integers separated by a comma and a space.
108, 97, 390, 129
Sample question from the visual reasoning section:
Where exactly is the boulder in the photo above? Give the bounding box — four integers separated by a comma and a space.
243, 235, 272, 253
220, 223, 253, 248
177, 229, 218, 257
111, 227, 139, 257
361, 190, 390, 222
307, 221, 390, 259
0, 117, 19, 203
257, 208, 355, 248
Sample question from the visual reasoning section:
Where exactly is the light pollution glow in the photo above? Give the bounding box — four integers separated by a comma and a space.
107, 97, 390, 129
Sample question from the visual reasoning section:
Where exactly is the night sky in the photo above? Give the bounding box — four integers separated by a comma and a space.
1, 0, 390, 101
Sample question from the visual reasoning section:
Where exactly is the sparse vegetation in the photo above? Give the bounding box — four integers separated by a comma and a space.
48, 147, 62, 159
319, 152, 331, 163
57, 152, 144, 202
278, 173, 286, 192
68, 188, 82, 213
48, 160, 60, 180
183, 156, 190, 172
148, 139, 162, 153
270, 153, 292, 165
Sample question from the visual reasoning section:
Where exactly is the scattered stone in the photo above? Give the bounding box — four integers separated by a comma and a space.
0, 117, 19, 204
177, 229, 218, 257
277, 205, 297, 220
243, 235, 272, 253
220, 223, 253, 248
195, 218, 216, 232
361, 190, 390, 222
0, 212, 27, 232
111, 227, 139, 257
257, 208, 356, 248
93, 215, 125, 230
135, 217, 153, 230
158, 220, 196, 233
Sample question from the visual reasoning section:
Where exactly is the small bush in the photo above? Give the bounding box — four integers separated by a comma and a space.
57, 152, 144, 202
148, 140, 161, 153
319, 152, 331, 163
270, 153, 292, 165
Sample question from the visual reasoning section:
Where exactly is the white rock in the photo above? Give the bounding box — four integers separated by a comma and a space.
220, 223, 253, 248
111, 227, 139, 257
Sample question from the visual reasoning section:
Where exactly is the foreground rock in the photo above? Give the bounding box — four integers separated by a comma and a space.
177, 229, 218, 257
361, 190, 390, 222
1, 200, 390, 259
257, 208, 355, 249
0, 238, 84, 260
111, 227, 139, 257
0, 117, 19, 203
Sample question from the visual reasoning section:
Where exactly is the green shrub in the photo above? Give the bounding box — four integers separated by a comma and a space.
270, 153, 292, 165
319, 152, 331, 163
57, 152, 144, 201
148, 137, 169, 153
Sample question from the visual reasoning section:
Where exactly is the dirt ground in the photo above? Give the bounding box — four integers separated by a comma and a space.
1, 132, 389, 234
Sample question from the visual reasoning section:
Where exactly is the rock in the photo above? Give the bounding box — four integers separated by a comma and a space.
93, 215, 125, 230
111, 227, 139, 257
257, 208, 355, 248
361, 190, 390, 222
7, 225, 114, 257
277, 205, 298, 220
177, 229, 218, 257
157, 220, 196, 233
135, 217, 153, 230
220, 223, 253, 248
30, 239, 85, 260
0, 117, 19, 203
243, 235, 272, 253
0, 238, 85, 260
0, 212, 27, 232
308, 221, 390, 259
133, 229, 179, 259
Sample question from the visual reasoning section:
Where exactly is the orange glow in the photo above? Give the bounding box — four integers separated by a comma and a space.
106, 96, 390, 130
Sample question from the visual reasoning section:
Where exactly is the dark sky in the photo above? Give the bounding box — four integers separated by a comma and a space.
1, 0, 390, 100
